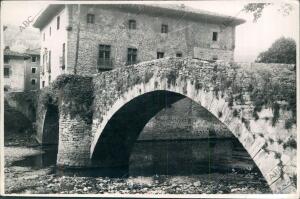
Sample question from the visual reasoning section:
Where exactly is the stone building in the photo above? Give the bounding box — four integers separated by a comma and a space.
4, 47, 40, 92
33, 4, 246, 141
33, 4, 245, 88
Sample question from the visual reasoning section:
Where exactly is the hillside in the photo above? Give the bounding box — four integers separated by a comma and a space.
3, 25, 40, 52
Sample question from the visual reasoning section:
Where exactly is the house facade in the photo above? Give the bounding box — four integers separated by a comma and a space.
4, 47, 40, 92
24, 49, 41, 91
33, 4, 245, 88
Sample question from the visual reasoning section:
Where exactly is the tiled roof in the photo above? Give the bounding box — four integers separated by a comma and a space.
4, 48, 40, 58
33, 4, 245, 29
4, 49, 30, 58
26, 48, 40, 56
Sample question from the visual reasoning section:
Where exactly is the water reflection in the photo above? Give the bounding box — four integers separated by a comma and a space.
129, 138, 255, 176
11, 138, 256, 177
11, 145, 58, 169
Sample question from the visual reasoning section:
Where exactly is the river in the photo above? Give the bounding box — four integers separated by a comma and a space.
5, 136, 271, 194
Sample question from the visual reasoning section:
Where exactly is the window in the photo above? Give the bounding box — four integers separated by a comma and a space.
212, 55, 218, 60
32, 56, 37, 62
4, 68, 9, 77
42, 54, 45, 74
4, 57, 9, 63
127, 48, 137, 65
129, 20, 136, 29
42, 81, 45, 88
98, 45, 111, 68
62, 43, 65, 69
31, 67, 36, 73
212, 32, 218, 41
57, 16, 60, 29
31, 79, 36, 85
161, 24, 168, 33
87, 14, 95, 24
43, 33, 45, 41
48, 75, 51, 83
176, 53, 182, 57
157, 52, 164, 59
49, 27, 51, 36
48, 50, 51, 72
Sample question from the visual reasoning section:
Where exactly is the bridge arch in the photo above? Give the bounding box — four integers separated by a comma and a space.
91, 77, 255, 163
36, 58, 295, 193
90, 58, 296, 193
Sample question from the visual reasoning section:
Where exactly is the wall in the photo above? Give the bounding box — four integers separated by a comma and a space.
4, 91, 37, 122
4, 58, 26, 92
40, 6, 68, 88
89, 58, 296, 193
36, 58, 296, 193
66, 5, 235, 75
4, 91, 38, 135
140, 97, 233, 140
24, 55, 40, 91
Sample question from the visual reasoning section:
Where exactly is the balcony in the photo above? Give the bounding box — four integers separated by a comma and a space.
59, 56, 65, 70
97, 58, 113, 71
46, 62, 51, 73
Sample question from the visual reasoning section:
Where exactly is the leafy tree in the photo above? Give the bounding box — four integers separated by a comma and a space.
243, 3, 294, 22
256, 37, 296, 64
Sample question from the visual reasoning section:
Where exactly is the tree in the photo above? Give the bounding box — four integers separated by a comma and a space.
243, 3, 294, 22
255, 37, 296, 64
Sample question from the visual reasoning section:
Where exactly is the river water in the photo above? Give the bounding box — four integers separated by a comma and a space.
12, 138, 257, 177
7, 138, 271, 194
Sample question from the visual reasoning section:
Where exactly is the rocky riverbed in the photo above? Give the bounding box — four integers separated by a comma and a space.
4, 132, 272, 194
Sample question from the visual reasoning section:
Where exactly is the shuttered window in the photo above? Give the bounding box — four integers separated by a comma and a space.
212, 32, 218, 41
157, 52, 164, 59
129, 20, 136, 29
161, 24, 168, 33
87, 14, 95, 24
4, 68, 10, 77
127, 48, 137, 65
98, 45, 112, 69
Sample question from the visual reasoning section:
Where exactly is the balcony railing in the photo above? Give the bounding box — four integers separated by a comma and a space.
97, 58, 113, 70
125, 60, 138, 66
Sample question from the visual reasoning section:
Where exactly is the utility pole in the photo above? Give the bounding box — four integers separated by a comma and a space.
74, 4, 81, 74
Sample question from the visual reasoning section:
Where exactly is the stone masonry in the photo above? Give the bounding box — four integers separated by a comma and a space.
36, 57, 296, 193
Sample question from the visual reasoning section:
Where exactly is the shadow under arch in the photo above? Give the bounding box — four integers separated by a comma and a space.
42, 104, 59, 145
91, 90, 265, 182
91, 90, 184, 167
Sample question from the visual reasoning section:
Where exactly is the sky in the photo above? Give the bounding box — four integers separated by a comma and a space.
1, 0, 299, 62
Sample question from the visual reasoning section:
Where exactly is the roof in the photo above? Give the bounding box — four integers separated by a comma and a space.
26, 48, 40, 56
4, 48, 40, 58
33, 4, 65, 29
4, 48, 30, 58
33, 4, 246, 29
122, 4, 246, 25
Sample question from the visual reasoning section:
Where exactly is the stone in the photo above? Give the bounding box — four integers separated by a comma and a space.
36, 58, 296, 193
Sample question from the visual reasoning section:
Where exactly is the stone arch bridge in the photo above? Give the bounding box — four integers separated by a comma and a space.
36, 57, 296, 193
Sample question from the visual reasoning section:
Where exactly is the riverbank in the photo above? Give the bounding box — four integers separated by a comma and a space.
5, 168, 270, 194
4, 132, 271, 194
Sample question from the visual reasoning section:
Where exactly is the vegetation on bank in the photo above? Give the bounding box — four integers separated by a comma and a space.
38, 74, 94, 124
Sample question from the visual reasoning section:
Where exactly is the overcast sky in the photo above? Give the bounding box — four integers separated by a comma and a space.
2, 0, 299, 62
